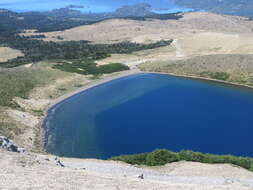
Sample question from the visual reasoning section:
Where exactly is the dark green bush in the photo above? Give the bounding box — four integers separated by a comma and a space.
53, 60, 129, 76
111, 149, 253, 172
199, 71, 230, 81
0, 36, 172, 68
98, 63, 130, 74
146, 149, 179, 166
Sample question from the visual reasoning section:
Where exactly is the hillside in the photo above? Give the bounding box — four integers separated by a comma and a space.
26, 12, 253, 74
23, 12, 253, 43
1, 10, 253, 190
2, 12, 253, 146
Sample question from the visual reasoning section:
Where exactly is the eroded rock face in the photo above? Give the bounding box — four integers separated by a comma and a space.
0, 136, 25, 153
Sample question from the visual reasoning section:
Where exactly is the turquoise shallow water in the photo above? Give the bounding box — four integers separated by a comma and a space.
44, 73, 253, 159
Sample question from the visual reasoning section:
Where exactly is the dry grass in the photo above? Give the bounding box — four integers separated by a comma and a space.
21, 12, 253, 44
139, 54, 253, 86
0, 47, 23, 63
0, 62, 90, 150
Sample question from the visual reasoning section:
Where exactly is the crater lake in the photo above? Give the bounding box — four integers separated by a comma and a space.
44, 73, 253, 159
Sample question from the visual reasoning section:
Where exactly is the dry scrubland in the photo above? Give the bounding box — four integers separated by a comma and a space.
0, 62, 90, 150
140, 54, 253, 86
25, 12, 253, 75
1, 12, 253, 189
24, 12, 253, 44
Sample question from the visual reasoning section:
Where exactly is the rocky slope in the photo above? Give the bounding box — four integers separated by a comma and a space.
1, 148, 253, 190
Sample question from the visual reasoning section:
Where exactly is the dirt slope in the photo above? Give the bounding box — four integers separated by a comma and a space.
1, 149, 253, 190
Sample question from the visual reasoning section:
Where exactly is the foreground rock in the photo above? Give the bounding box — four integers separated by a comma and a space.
0, 136, 25, 153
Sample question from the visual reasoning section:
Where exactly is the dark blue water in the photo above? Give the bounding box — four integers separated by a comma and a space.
0, 0, 191, 13
44, 74, 253, 159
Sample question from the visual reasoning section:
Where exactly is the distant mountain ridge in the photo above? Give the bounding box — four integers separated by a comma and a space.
46, 3, 154, 18
175, 0, 253, 17
0, 4, 183, 36
115, 3, 152, 17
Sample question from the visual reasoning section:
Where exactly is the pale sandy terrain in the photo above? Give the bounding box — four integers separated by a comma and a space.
23, 12, 253, 44
26, 12, 253, 68
20, 12, 253, 69
0, 47, 23, 63
1, 149, 253, 190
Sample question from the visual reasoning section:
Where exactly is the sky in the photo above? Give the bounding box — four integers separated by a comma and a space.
0, 0, 191, 13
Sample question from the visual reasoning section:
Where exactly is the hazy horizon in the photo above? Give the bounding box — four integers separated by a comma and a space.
0, 0, 192, 13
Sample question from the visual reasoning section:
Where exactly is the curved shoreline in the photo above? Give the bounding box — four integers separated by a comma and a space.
40, 69, 253, 152
45, 71, 253, 115
40, 69, 143, 152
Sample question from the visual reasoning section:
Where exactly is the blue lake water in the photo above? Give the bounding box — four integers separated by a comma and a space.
44, 73, 253, 159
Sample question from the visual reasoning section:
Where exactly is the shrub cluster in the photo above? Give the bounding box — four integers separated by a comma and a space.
199, 71, 230, 81
111, 149, 253, 171
53, 60, 129, 75
0, 36, 172, 68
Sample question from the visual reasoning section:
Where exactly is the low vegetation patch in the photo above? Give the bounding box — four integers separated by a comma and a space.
0, 108, 26, 139
199, 71, 230, 81
0, 36, 172, 67
139, 54, 253, 86
111, 149, 253, 172
53, 60, 129, 76
0, 67, 68, 107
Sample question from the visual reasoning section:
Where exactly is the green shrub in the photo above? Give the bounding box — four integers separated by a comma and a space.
111, 149, 253, 172
0, 37, 173, 67
199, 71, 230, 81
98, 63, 129, 74
53, 60, 129, 76
146, 149, 179, 166
178, 150, 206, 162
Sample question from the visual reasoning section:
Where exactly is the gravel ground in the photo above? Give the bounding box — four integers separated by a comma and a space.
1, 149, 253, 190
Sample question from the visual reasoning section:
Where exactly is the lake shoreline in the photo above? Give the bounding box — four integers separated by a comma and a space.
40, 69, 253, 153
148, 71, 253, 90
40, 69, 143, 152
